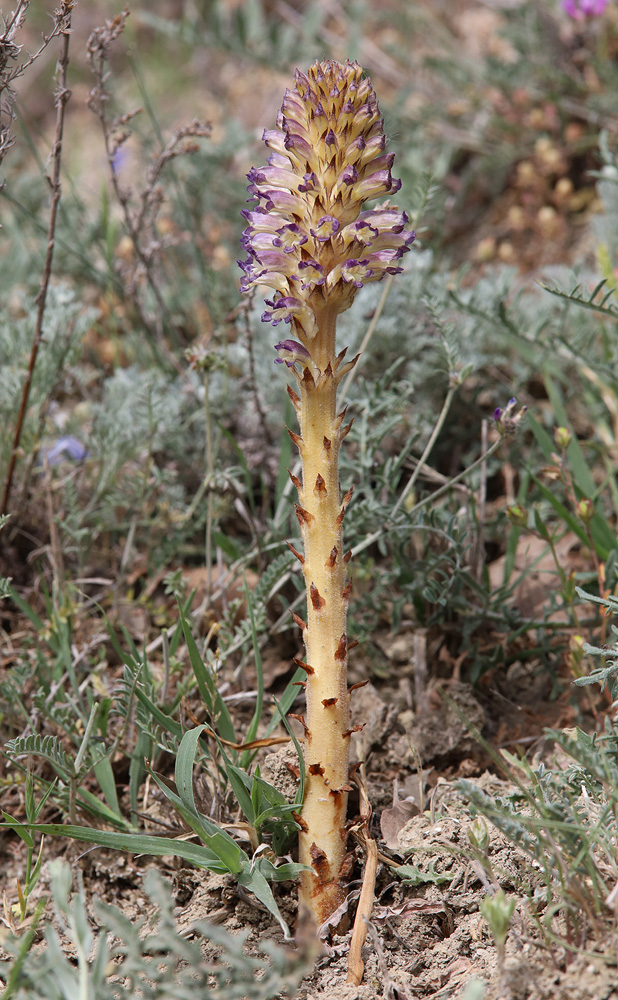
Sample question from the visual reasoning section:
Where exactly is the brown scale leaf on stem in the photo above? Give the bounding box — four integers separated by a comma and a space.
333, 346, 349, 370
342, 723, 366, 739
334, 634, 347, 661
286, 540, 305, 565
287, 428, 303, 449
335, 486, 355, 527
295, 504, 314, 527
293, 656, 314, 675
288, 469, 302, 491
322, 697, 338, 707
289, 713, 311, 737
340, 418, 355, 441
337, 353, 361, 379
342, 580, 353, 601
292, 812, 309, 833
335, 405, 349, 428
349, 679, 369, 693
329, 784, 353, 796
309, 843, 329, 877
326, 546, 338, 568
292, 612, 307, 631
286, 383, 301, 410
301, 366, 315, 389
310, 582, 326, 610
323, 436, 331, 452
309, 763, 325, 775
314, 473, 327, 498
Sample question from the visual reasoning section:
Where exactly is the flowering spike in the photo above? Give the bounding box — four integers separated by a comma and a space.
239, 59, 413, 931
239, 60, 414, 349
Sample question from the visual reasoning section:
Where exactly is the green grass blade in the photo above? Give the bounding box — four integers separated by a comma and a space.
0, 822, 230, 872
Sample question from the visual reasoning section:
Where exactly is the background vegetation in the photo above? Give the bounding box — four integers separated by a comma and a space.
2, 1, 618, 997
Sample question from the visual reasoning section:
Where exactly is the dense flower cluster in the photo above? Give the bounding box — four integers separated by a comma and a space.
239, 60, 415, 346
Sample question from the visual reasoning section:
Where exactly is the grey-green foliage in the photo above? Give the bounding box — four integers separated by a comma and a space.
0, 862, 304, 1000
0, 286, 98, 469
574, 587, 618, 698
459, 718, 618, 942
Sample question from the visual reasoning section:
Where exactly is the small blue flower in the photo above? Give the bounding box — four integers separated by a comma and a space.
42, 436, 89, 466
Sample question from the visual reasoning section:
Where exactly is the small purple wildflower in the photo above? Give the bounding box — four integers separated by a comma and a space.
42, 436, 89, 466
494, 398, 527, 437
562, 0, 607, 18
274, 339, 312, 368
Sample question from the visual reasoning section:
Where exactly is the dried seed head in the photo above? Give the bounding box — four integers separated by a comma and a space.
239, 60, 414, 350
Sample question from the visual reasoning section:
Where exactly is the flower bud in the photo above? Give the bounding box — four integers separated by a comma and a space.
507, 504, 528, 528
576, 498, 594, 523
554, 426, 572, 451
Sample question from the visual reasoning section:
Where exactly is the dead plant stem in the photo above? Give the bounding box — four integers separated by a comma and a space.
1, 7, 72, 515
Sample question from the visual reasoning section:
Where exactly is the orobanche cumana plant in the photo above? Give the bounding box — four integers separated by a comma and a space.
239, 60, 414, 927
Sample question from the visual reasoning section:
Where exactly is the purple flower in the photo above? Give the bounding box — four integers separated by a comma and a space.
494, 398, 527, 437
239, 60, 415, 350
41, 436, 89, 466
274, 338, 312, 368
562, 0, 607, 18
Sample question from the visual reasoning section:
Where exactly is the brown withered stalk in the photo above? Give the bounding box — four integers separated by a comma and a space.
1, 2, 74, 516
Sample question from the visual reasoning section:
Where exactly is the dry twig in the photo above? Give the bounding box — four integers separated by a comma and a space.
1, 1, 74, 515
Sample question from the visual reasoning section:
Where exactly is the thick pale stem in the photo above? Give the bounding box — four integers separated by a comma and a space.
294, 307, 352, 926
